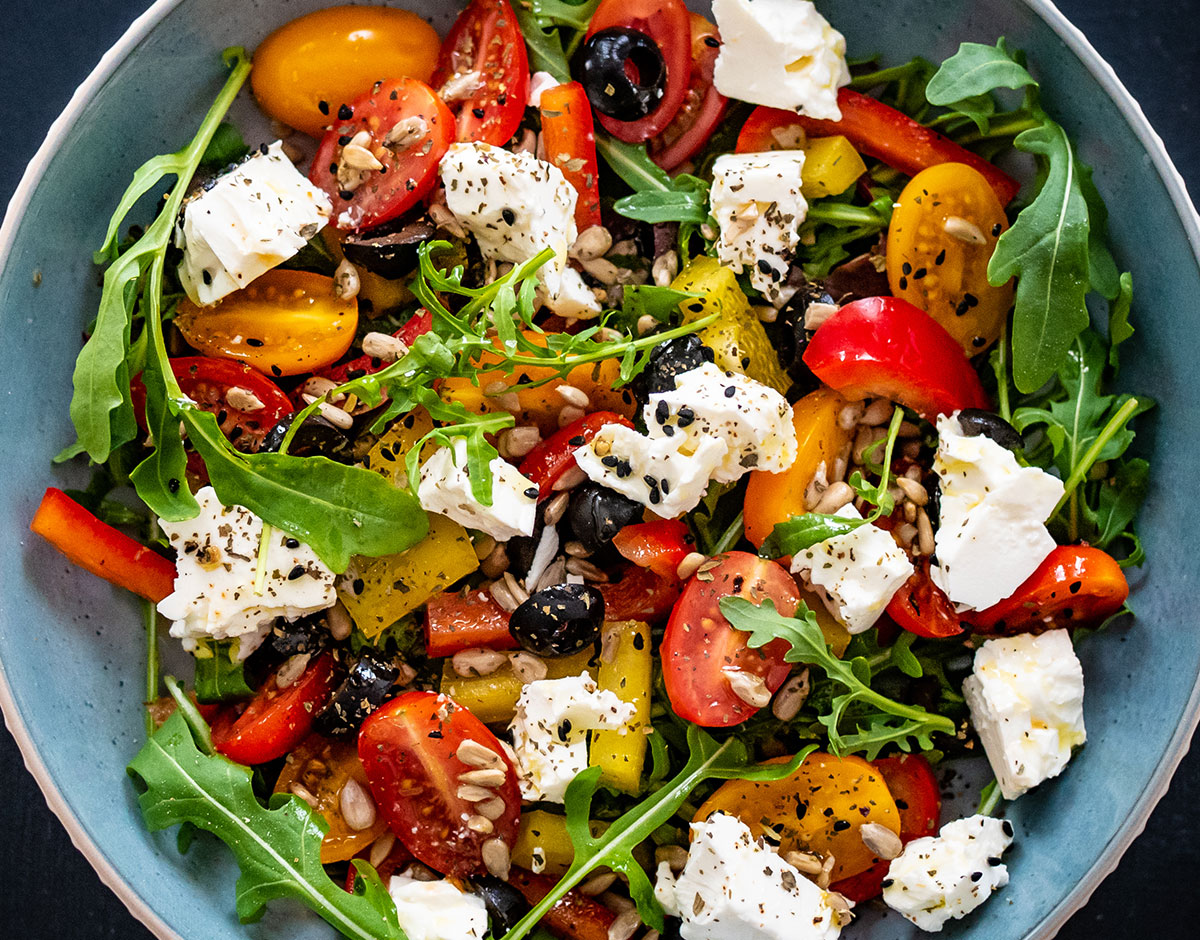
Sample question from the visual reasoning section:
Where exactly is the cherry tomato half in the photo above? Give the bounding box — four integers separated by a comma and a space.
319, 308, 433, 386
173, 270, 358, 377
598, 564, 682, 623
310, 78, 454, 231
964, 545, 1130, 634
519, 411, 635, 500
211, 652, 339, 766
661, 552, 801, 727
803, 296, 990, 419
432, 0, 530, 146
540, 81, 603, 230
424, 587, 517, 659
612, 519, 694, 580
252, 6, 440, 138
647, 13, 727, 169
586, 0, 693, 143
886, 559, 964, 639
359, 691, 522, 877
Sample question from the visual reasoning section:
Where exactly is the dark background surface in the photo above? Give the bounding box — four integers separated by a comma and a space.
1, 0, 1197, 936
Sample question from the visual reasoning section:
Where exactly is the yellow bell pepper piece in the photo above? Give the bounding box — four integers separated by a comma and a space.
339, 411, 478, 638
671, 256, 789, 394
439, 649, 597, 724
799, 588, 852, 657
801, 136, 868, 200
512, 810, 609, 877
589, 621, 652, 793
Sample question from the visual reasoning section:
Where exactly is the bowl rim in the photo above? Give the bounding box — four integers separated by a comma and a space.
1, 1, 1198, 938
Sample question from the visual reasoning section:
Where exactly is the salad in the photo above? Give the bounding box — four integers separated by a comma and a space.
28, 1, 1153, 938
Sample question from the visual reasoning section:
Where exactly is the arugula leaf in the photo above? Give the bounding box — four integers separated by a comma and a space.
499, 726, 814, 940
796, 192, 893, 279
925, 39, 1037, 108
128, 711, 401, 938
199, 121, 250, 169
721, 597, 955, 759
129, 345, 197, 520
1108, 271, 1135, 372
613, 176, 711, 224
618, 284, 700, 327
1088, 457, 1149, 560
193, 641, 255, 703
512, 0, 598, 81
595, 135, 674, 192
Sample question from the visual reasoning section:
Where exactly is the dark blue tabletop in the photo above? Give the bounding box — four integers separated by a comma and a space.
1, 0, 1197, 937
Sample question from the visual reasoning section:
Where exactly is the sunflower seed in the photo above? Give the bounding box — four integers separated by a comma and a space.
723, 668, 771, 707
578, 871, 618, 896
652, 250, 679, 287
339, 778, 377, 831
481, 542, 510, 579
675, 551, 708, 580
225, 386, 265, 412
557, 385, 590, 409
804, 301, 839, 330
916, 507, 935, 556
361, 330, 408, 361
637, 314, 658, 335
860, 398, 896, 426
783, 850, 824, 876
565, 557, 608, 581
837, 402, 865, 431
457, 739, 504, 768
437, 71, 483, 103
944, 215, 987, 244
817, 853, 836, 889
369, 831, 396, 868
771, 669, 811, 721
505, 425, 542, 458
476, 796, 507, 820
467, 815, 495, 834
325, 599, 353, 641
608, 910, 641, 940
482, 838, 511, 879
459, 767, 507, 788
289, 783, 318, 808
563, 540, 591, 558
655, 845, 690, 872
544, 492, 570, 526
275, 653, 311, 690
502, 570, 529, 605
896, 476, 928, 505
558, 405, 587, 427
860, 822, 903, 860
570, 225, 613, 261
457, 784, 497, 802
813, 481, 855, 515
452, 647, 509, 678
509, 651, 548, 684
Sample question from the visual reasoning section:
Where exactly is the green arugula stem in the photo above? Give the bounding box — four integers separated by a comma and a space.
1052, 396, 1141, 527
144, 598, 159, 737
805, 203, 887, 227
163, 675, 214, 755
500, 314, 719, 374
977, 779, 1003, 816
955, 115, 1044, 145
849, 62, 930, 90
995, 320, 1012, 423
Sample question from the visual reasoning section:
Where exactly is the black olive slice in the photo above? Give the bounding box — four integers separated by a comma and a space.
581, 27, 668, 121
312, 651, 399, 738
956, 408, 1023, 451
510, 584, 605, 657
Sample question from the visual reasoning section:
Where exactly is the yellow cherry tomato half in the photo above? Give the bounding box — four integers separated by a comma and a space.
695, 752, 900, 881
174, 269, 358, 377
886, 162, 1014, 354
252, 6, 440, 138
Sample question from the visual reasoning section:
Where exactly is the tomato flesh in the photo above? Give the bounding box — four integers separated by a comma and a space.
432, 0, 530, 146
803, 296, 990, 419
212, 652, 338, 766
598, 564, 681, 623
611, 519, 694, 580
661, 552, 801, 727
424, 587, 517, 658
359, 691, 521, 877
540, 81, 603, 229
508, 868, 617, 940
310, 78, 454, 231
319, 308, 433, 385
647, 13, 727, 169
586, 0, 693, 143
887, 559, 964, 639
519, 411, 635, 500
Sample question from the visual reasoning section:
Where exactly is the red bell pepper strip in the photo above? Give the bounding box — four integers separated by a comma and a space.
611, 519, 695, 580
540, 82, 603, 230
519, 411, 635, 500
29, 487, 177, 603
736, 91, 1020, 205
424, 587, 518, 658
507, 868, 617, 940
803, 296, 990, 419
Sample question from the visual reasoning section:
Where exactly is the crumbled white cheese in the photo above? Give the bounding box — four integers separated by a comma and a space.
388, 874, 488, 940
439, 142, 600, 319
930, 414, 1064, 610
418, 438, 537, 541
157, 486, 335, 659
792, 505, 914, 634
656, 813, 844, 940
573, 423, 729, 518
710, 151, 807, 307
883, 814, 1014, 932
711, 0, 850, 120
962, 629, 1086, 800
175, 141, 331, 306
646, 362, 797, 483
527, 70, 560, 107
508, 673, 635, 803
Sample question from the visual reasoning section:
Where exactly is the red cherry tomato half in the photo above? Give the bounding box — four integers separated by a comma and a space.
310, 78, 454, 231
432, 0, 530, 146
540, 81, 603, 230
647, 13, 727, 170
358, 691, 522, 877
964, 545, 1130, 635
611, 519, 695, 580
424, 587, 517, 659
832, 752, 942, 902
508, 868, 618, 940
319, 309, 433, 385
661, 552, 801, 727
802, 296, 990, 419
211, 652, 339, 766
519, 411, 635, 499
586, 0, 693, 143
598, 564, 681, 623
886, 559, 964, 639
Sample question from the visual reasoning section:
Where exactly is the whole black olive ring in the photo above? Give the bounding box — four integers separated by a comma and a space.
510, 583, 605, 656
580, 27, 668, 121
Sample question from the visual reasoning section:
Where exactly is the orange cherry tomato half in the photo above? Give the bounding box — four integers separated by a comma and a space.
661, 552, 801, 727
252, 6, 440, 138
173, 270, 358, 377
358, 691, 522, 877
310, 77, 455, 231
274, 735, 389, 862
432, 0, 530, 146
964, 545, 1130, 634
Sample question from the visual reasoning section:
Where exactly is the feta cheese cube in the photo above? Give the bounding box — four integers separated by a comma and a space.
573, 423, 729, 517
175, 142, 332, 306
646, 362, 797, 483
883, 814, 1014, 932
962, 629, 1086, 800
930, 414, 1064, 610
388, 874, 488, 940
418, 438, 537, 541
710, 151, 807, 306
711, 0, 850, 120
792, 505, 914, 634
508, 673, 635, 803
655, 813, 844, 940
157, 486, 335, 659
439, 142, 601, 319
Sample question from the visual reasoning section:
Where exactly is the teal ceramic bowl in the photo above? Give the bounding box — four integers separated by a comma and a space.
1, 1, 1197, 938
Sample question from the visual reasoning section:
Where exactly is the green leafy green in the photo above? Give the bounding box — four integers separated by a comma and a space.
499, 726, 814, 940
688, 481, 747, 556
199, 121, 250, 169
613, 176, 711, 224
618, 285, 701, 328
796, 193, 893, 279
596, 135, 673, 191
924, 40, 1037, 109
193, 641, 254, 703
128, 711, 401, 938
512, 0, 599, 81
721, 598, 956, 759
1108, 271, 1135, 372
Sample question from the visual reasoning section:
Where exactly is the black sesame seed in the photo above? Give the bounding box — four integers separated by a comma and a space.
964, 292, 979, 307
832, 819, 851, 832
472, 107, 486, 119
987, 856, 1003, 866
601, 455, 619, 468
902, 261, 912, 275
285, 538, 300, 549
201, 269, 213, 286
497, 93, 507, 106
971, 871, 983, 882
352, 577, 365, 595
568, 436, 586, 447
643, 474, 659, 488
215, 409, 228, 425
1002, 820, 1014, 837
337, 103, 354, 120
724, 386, 736, 398
881, 879, 893, 889
339, 189, 356, 201
524, 487, 540, 499
972, 336, 987, 348
912, 267, 927, 280
338, 134, 352, 146
633, 632, 645, 649
502, 207, 516, 224
757, 259, 773, 276
318, 100, 330, 115
899, 276, 908, 290
1069, 580, 1082, 594
246, 338, 264, 347
655, 400, 669, 424
935, 248, 946, 265
992, 222, 1003, 236
287, 564, 306, 580
167, 478, 180, 494
648, 488, 661, 505
329, 162, 339, 174
895, 799, 909, 810
704, 35, 720, 47
676, 407, 695, 427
